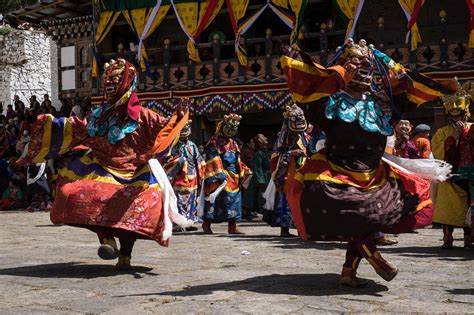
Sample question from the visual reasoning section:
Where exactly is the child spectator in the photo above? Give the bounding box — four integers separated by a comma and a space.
0, 178, 25, 211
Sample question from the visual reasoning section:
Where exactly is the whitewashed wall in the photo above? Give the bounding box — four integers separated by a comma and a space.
0, 29, 59, 113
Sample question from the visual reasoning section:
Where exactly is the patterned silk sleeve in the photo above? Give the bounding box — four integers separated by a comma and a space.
194, 143, 206, 184
238, 158, 251, 182
203, 141, 227, 195
18, 114, 88, 165
162, 153, 185, 182
146, 111, 189, 159
279, 45, 352, 103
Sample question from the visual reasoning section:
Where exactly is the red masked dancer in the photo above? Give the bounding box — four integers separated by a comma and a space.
18, 58, 191, 269
280, 39, 455, 287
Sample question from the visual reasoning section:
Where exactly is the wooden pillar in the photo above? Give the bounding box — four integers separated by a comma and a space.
319, 23, 328, 66
187, 60, 195, 88
163, 39, 171, 89
213, 33, 221, 84
238, 37, 245, 83
439, 10, 448, 69
408, 50, 417, 70
91, 1, 100, 95
265, 28, 273, 81
376, 16, 385, 52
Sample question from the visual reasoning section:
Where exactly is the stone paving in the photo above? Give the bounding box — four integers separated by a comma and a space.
0, 211, 473, 314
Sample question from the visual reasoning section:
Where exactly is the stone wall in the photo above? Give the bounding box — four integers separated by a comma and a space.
0, 28, 59, 114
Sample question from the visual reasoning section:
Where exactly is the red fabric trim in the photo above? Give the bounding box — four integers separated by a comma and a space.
407, 0, 425, 31
302, 158, 388, 189
127, 90, 140, 121
282, 67, 345, 99
466, 0, 474, 32
194, 0, 220, 38
287, 179, 307, 240
226, 0, 238, 33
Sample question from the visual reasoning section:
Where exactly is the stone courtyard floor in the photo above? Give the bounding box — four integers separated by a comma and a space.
0, 211, 473, 314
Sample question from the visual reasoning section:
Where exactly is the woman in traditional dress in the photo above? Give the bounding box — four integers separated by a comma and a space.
18, 58, 191, 269
281, 39, 455, 287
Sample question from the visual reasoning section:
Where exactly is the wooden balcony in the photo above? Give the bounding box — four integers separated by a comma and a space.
95, 21, 474, 96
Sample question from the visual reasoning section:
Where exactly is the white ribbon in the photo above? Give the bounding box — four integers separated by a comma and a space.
148, 158, 193, 241
345, 0, 365, 41
398, 0, 412, 44
268, 3, 293, 28
263, 178, 276, 211
196, 179, 228, 218
27, 162, 46, 185
137, 0, 162, 63
381, 152, 452, 182
171, 0, 196, 45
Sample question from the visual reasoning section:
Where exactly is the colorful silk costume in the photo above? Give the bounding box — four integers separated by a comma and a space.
200, 114, 250, 234
280, 40, 455, 286
431, 79, 473, 247
164, 121, 205, 223
202, 136, 249, 222
432, 124, 472, 227
264, 105, 307, 230
19, 59, 190, 268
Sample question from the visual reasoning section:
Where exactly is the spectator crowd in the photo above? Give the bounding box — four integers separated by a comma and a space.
0, 94, 90, 211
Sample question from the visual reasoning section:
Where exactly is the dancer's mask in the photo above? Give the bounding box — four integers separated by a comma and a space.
441, 78, 471, 118
180, 119, 192, 138
283, 104, 307, 132
102, 58, 137, 105
217, 113, 241, 138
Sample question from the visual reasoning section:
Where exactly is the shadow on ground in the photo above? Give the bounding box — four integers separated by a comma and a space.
380, 246, 474, 261
446, 288, 474, 295
0, 262, 158, 279
117, 273, 389, 298
212, 234, 347, 250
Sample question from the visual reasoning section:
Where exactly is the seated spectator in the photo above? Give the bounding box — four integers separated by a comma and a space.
41, 94, 57, 116
70, 103, 84, 119
6, 105, 16, 120
0, 178, 25, 211
16, 130, 30, 155
0, 157, 12, 197
0, 123, 11, 158
59, 99, 72, 118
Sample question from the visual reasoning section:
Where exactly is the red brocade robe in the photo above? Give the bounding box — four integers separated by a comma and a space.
279, 45, 443, 241
19, 96, 188, 246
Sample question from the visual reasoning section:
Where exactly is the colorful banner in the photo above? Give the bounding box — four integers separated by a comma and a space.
398, 0, 425, 51
229, 0, 307, 66
335, 0, 365, 41
92, 10, 121, 77
466, 0, 474, 48
289, 0, 308, 44
171, 0, 224, 62
234, 3, 269, 66
123, 4, 171, 74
